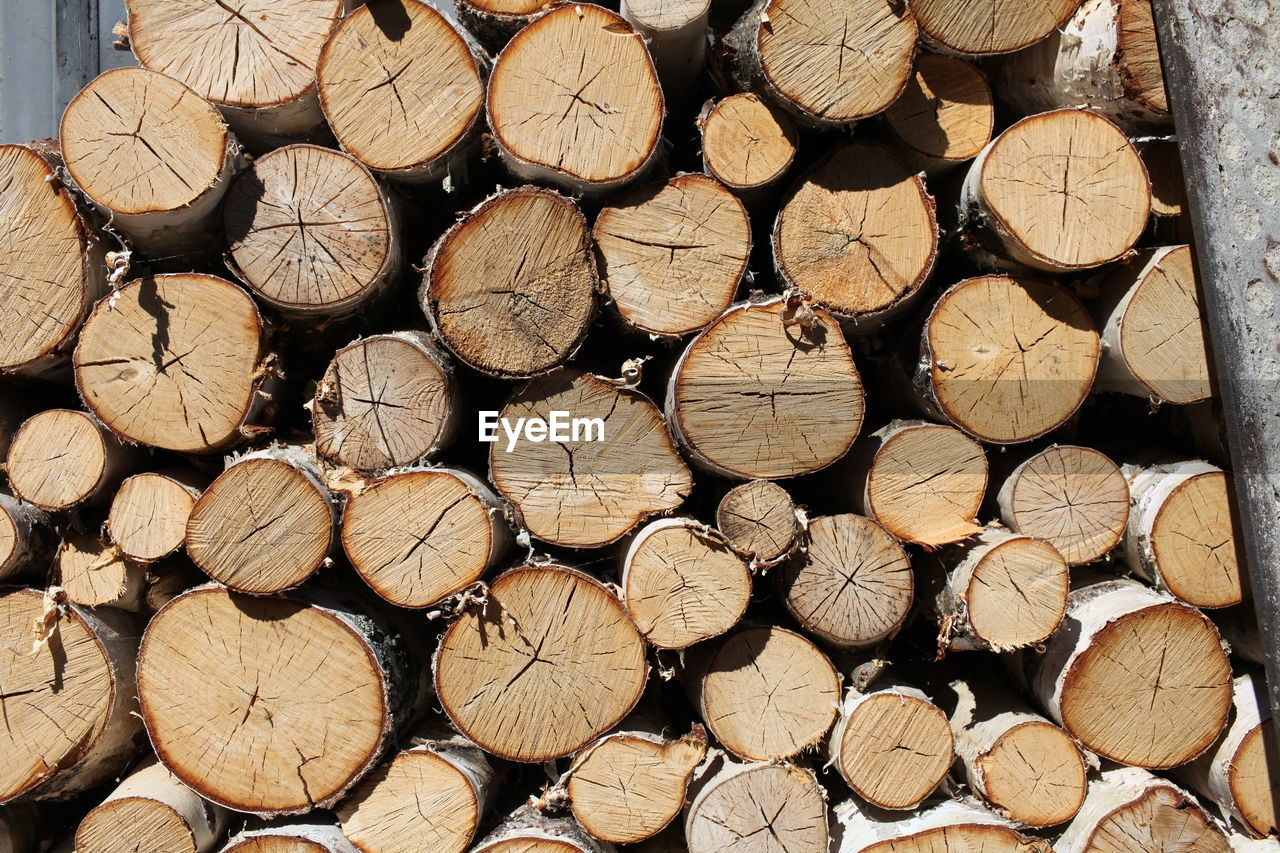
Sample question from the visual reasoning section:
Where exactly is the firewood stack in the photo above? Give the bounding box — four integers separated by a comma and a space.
0, 0, 1271, 850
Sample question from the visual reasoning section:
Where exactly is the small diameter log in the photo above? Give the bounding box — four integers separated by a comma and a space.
60, 68, 240, 256
667, 297, 865, 479
311, 332, 458, 471
143, 556, 206, 612
7, 409, 133, 511
0, 587, 142, 802
75, 273, 272, 454
684, 755, 829, 853
1123, 459, 1245, 608
911, 0, 1079, 55
473, 805, 611, 853
773, 143, 937, 328
715, 479, 800, 563
698, 93, 798, 195
341, 467, 511, 609
455, 0, 550, 52
567, 724, 708, 843
0, 144, 104, 379
959, 109, 1150, 273
186, 446, 337, 595
685, 626, 839, 761
778, 513, 913, 649
317, 0, 486, 183
851, 420, 987, 547
486, 5, 663, 195
881, 54, 994, 177
1093, 245, 1214, 405
1026, 577, 1233, 769
138, 585, 418, 816
1142, 139, 1189, 219
434, 565, 648, 762
0, 493, 52, 582
56, 533, 147, 612
422, 187, 597, 378
75, 759, 229, 853
725, 0, 916, 126
108, 470, 204, 563
834, 799, 1055, 853
224, 821, 359, 853
593, 174, 750, 337
1057, 766, 1229, 853
620, 0, 710, 94
918, 276, 1100, 444
997, 445, 1129, 566
621, 518, 750, 649
489, 370, 692, 549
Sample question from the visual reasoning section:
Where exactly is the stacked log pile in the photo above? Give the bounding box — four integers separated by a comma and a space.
0, 0, 1272, 850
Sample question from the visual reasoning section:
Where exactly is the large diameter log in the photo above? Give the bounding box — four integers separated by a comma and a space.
56, 533, 147, 611
0, 587, 142, 802
834, 799, 1055, 853
918, 276, 1100, 444
620, 0, 709, 94
60, 68, 240, 257
7, 409, 134, 511
684, 755, 828, 853
422, 187, 597, 378
138, 585, 419, 816
434, 565, 648, 762
75, 759, 229, 853
698, 94, 798, 196
881, 54, 994, 178
0, 144, 105, 379
487, 5, 663, 195
1025, 577, 1233, 768
593, 174, 751, 337
473, 805, 613, 853
223, 821, 359, 853
911, 0, 1079, 55
108, 470, 204, 563
74, 274, 273, 454
715, 479, 800, 564
667, 297, 865, 479
0, 494, 52, 582
317, 0, 486, 183
1057, 766, 1229, 853
959, 109, 1150, 273
489, 370, 691, 548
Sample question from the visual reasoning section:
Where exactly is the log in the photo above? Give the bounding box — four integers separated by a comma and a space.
0, 493, 52, 582
1142, 138, 1189, 219
455, 0, 552, 53
881, 54, 994, 178
910, 0, 1079, 55
316, 0, 487, 183
0, 804, 36, 853
667, 297, 865, 479
773, 142, 938, 329
6, 409, 134, 511
593, 174, 751, 337
1218, 604, 1267, 667
715, 479, 800, 563
684, 626, 840, 761
433, 564, 648, 762
108, 469, 205, 563
186, 445, 337, 595
486, 5, 663, 196
725, 0, 916, 126
55, 533, 147, 612
74, 759, 229, 853
59, 68, 241, 257
143, 556, 206, 612
488, 369, 692, 549
340, 467, 511, 609
620, 517, 751, 649
0, 587, 142, 802
0, 143, 105, 379
1057, 766, 1229, 853
834, 799, 1055, 852
996, 444, 1129, 566
223, 821, 359, 853
473, 805, 612, 853
421, 187, 597, 378
74, 273, 274, 454
0, 388, 19, 459
310, 332, 458, 471
137, 584, 420, 816
620, 0, 710, 94
917, 276, 1100, 444
697, 93, 798, 196
777, 513, 913, 649
684, 754, 829, 853
959, 110, 1150, 273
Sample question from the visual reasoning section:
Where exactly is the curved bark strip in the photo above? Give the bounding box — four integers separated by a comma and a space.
835, 798, 1055, 852
1057, 766, 1229, 853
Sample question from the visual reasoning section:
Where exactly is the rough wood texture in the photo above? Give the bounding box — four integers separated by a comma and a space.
472, 805, 612, 853
684, 755, 828, 853
75, 759, 229, 853
0, 493, 51, 582
835, 799, 1055, 852
882, 54, 994, 177
224, 820, 360, 853
56, 532, 147, 611
1057, 766, 1229, 853
108, 469, 204, 563
911, 0, 1079, 55
715, 479, 799, 563
698, 93, 797, 195
7, 408, 133, 511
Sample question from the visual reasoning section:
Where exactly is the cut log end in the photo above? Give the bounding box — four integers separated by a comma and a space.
57, 533, 147, 611
836, 799, 1056, 852
699, 93, 798, 192
977, 721, 1087, 827
1059, 768, 1229, 853
74, 760, 227, 853
716, 479, 799, 562
883, 54, 993, 175
912, 0, 1080, 55
832, 687, 954, 810
685, 760, 829, 853
109, 471, 201, 563
7, 409, 115, 511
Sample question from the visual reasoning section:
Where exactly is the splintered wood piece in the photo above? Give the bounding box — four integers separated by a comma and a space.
341, 468, 511, 609
773, 143, 937, 326
1028, 578, 1232, 769
1057, 767, 1229, 853
1093, 245, 1214, 404
311, 332, 457, 470
911, 0, 1079, 55
726, 0, 916, 126
686, 626, 840, 761
668, 297, 865, 479
109, 470, 204, 563
715, 479, 800, 563
75, 759, 229, 853
684, 756, 829, 853
568, 725, 708, 843
778, 513, 913, 649
920, 276, 1100, 444
423, 187, 597, 378
487, 4, 663, 195
74, 273, 270, 454
60, 68, 239, 255
0, 493, 51, 581
138, 585, 414, 816
224, 821, 360, 853
7, 409, 133, 511
698, 93, 798, 194
835, 799, 1055, 853
186, 446, 336, 595
960, 110, 1150, 273
318, 0, 486, 182
0, 588, 142, 802
852, 420, 987, 547
621, 518, 751, 649
473, 805, 611, 852
489, 370, 691, 548
1124, 459, 1245, 608
620, 0, 711, 93
997, 445, 1129, 566
882, 54, 994, 176
0, 144, 104, 378
593, 174, 751, 337
434, 565, 648, 762
56, 533, 147, 612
